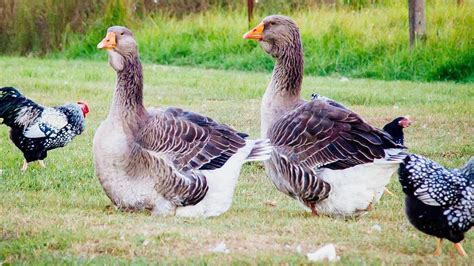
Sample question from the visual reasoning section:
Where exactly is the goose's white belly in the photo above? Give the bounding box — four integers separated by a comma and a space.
315, 162, 399, 217
93, 119, 157, 210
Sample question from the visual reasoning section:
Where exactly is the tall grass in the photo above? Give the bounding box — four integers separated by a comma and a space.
1, 0, 473, 82
79, 3, 472, 82
0, 0, 105, 55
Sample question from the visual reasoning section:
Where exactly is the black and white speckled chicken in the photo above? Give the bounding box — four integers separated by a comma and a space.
398, 154, 473, 257
0, 87, 89, 171
383, 116, 411, 145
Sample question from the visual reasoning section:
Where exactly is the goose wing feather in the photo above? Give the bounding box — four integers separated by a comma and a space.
270, 99, 402, 171
138, 107, 247, 172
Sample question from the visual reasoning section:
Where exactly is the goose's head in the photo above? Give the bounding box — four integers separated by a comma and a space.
97, 26, 137, 71
243, 15, 301, 58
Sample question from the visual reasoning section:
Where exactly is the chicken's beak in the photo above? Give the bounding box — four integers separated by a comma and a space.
404, 115, 412, 127
97, 32, 116, 50
399, 117, 412, 128
243, 22, 264, 40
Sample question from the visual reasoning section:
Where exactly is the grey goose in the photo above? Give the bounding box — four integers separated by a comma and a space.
94, 26, 271, 217
244, 15, 406, 217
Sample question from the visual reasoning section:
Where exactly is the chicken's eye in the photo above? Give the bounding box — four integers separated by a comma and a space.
269, 22, 275, 26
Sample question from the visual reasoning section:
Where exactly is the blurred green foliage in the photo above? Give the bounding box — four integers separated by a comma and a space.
0, 0, 472, 82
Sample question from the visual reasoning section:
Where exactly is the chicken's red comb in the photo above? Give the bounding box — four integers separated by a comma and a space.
77, 101, 90, 115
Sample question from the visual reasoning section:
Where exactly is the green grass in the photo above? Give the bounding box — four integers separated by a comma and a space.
0, 56, 473, 264
1, 1, 473, 82
64, 2, 474, 82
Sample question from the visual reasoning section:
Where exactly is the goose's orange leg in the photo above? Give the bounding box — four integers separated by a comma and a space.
310, 203, 318, 216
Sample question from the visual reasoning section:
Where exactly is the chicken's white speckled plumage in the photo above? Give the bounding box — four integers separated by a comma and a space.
400, 154, 473, 231
0, 87, 87, 167
399, 153, 473, 254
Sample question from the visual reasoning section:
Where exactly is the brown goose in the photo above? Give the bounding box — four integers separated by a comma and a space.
244, 15, 406, 217
94, 26, 271, 217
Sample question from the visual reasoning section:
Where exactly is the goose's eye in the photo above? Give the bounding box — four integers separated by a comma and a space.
121, 32, 125, 36
269, 22, 275, 26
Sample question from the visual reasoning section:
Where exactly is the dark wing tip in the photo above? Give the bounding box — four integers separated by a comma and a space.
237, 132, 249, 138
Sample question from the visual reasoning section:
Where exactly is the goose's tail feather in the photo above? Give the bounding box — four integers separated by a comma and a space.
246, 139, 272, 162
376, 148, 409, 164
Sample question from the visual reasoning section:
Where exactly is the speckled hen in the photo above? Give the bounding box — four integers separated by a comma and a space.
399, 154, 473, 257
0, 87, 89, 171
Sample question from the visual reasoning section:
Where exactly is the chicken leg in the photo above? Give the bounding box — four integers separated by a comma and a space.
38, 160, 46, 168
454, 242, 467, 257
21, 160, 29, 171
384, 187, 394, 196
433, 238, 443, 256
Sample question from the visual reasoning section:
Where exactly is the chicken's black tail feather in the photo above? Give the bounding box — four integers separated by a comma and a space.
0, 87, 41, 127
462, 157, 474, 181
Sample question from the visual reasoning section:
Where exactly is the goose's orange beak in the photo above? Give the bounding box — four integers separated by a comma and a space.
243, 22, 264, 40
97, 32, 116, 50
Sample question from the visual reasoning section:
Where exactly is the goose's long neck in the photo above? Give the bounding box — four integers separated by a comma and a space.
110, 55, 147, 120
261, 40, 304, 137
271, 45, 304, 97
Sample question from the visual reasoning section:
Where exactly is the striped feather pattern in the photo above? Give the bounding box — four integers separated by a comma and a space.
269, 152, 330, 203
268, 98, 402, 212
94, 26, 272, 216
252, 15, 405, 216
131, 107, 250, 208
270, 99, 402, 171
138, 107, 247, 172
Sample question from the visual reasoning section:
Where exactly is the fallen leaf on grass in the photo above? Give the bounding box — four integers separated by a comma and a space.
104, 204, 117, 214
209, 242, 230, 254
307, 243, 340, 262
371, 224, 382, 233
296, 244, 302, 254
263, 200, 277, 207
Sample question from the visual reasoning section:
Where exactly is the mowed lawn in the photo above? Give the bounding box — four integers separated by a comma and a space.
0, 57, 472, 264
